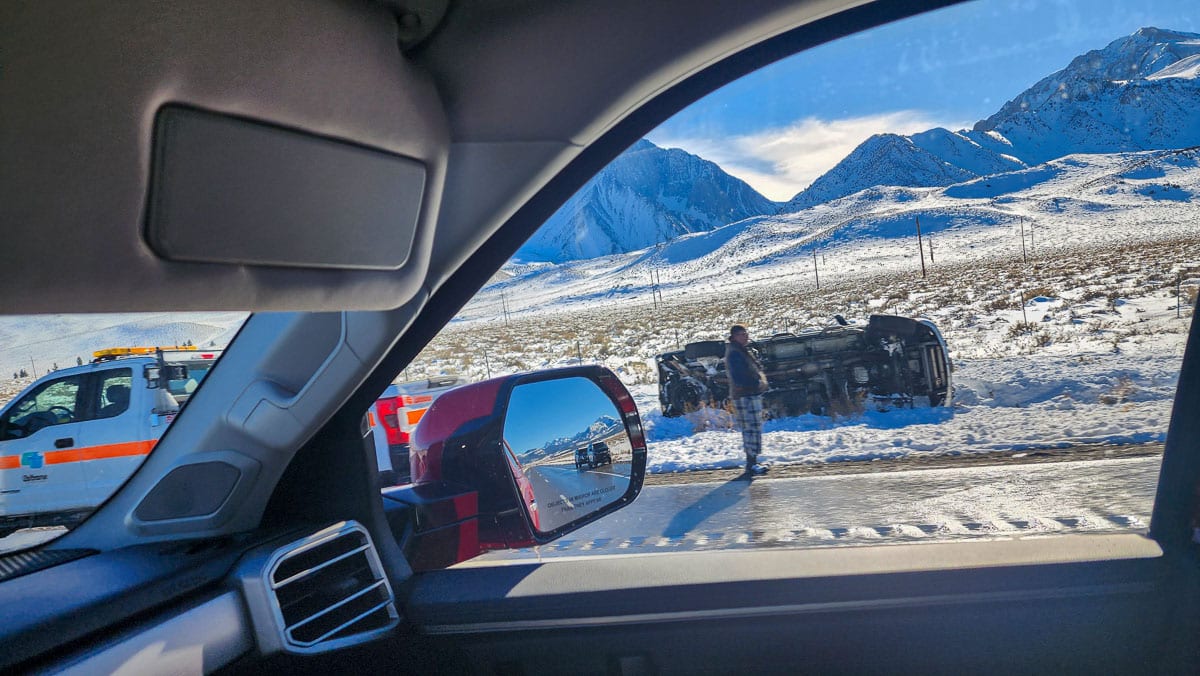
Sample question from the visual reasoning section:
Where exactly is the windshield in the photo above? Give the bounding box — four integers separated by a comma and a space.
0, 312, 247, 553
386, 0, 1200, 563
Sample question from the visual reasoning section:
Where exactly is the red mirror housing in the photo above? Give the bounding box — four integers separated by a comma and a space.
382, 366, 647, 570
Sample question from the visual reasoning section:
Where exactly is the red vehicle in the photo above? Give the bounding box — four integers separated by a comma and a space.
502, 439, 539, 530
370, 375, 466, 485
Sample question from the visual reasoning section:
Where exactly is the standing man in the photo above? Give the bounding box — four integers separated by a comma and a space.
725, 324, 769, 475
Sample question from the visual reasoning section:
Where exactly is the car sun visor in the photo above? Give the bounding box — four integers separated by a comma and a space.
147, 106, 424, 271
1, 0, 447, 313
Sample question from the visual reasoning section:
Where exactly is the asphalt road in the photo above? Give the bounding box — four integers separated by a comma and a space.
526, 461, 632, 532
474, 453, 1163, 562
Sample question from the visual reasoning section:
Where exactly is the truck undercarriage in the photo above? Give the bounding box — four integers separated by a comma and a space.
656, 315, 953, 419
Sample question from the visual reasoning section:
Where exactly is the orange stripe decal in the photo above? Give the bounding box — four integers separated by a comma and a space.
406, 408, 427, 426
0, 456, 18, 470
44, 440, 157, 465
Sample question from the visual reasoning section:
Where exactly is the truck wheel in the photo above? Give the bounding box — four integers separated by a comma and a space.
868, 314, 919, 337
684, 340, 725, 360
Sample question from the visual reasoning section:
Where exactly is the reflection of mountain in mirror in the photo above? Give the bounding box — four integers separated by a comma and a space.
503, 377, 633, 533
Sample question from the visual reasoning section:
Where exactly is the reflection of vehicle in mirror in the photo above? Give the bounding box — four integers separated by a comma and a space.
371, 375, 466, 486
0, 346, 220, 536
379, 366, 646, 571
657, 315, 952, 419
575, 440, 613, 470
502, 439, 539, 530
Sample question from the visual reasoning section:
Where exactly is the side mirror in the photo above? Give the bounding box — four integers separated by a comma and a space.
381, 366, 647, 570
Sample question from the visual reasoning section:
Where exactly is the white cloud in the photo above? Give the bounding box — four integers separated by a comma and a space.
648, 111, 967, 201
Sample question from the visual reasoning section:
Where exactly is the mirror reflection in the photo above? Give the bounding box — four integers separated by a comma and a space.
503, 377, 633, 533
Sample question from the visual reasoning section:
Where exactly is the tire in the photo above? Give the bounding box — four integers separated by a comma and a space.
868, 314, 919, 337
684, 340, 725, 361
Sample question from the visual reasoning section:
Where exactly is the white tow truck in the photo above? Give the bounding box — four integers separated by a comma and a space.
0, 346, 221, 536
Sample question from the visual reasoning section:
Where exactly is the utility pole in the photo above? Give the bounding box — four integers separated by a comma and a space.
674, 328, 681, 348
812, 249, 820, 290
482, 351, 491, 379
576, 340, 584, 366
927, 233, 934, 264
650, 272, 658, 310
915, 216, 926, 279
1028, 218, 1034, 254
29, 357, 37, 378
1019, 218, 1028, 264
1178, 273, 1183, 319
1020, 290, 1029, 330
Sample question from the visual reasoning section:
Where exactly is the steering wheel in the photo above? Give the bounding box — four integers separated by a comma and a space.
46, 405, 73, 423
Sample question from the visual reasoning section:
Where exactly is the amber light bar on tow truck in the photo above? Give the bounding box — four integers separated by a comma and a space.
92, 345, 219, 362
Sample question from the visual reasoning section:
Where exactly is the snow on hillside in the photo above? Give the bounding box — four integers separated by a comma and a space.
785, 133, 980, 210
518, 139, 776, 262
410, 144, 1200, 474
471, 147, 1200, 321
785, 27, 1200, 211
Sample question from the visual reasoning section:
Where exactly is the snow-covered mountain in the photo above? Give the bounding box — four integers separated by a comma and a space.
474, 145, 1200, 320
517, 140, 776, 262
786, 133, 985, 210
525, 415, 624, 460
785, 27, 1200, 211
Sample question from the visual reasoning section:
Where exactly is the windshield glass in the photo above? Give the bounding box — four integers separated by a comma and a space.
0, 312, 247, 553
382, 0, 1200, 563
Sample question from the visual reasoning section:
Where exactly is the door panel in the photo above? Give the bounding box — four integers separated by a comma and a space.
404, 536, 1187, 674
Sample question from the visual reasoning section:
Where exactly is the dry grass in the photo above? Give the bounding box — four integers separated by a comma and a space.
402, 235, 1200, 381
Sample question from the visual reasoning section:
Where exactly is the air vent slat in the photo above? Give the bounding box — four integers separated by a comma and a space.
291, 596, 393, 647
272, 544, 371, 589
271, 531, 367, 585
286, 579, 387, 637
262, 521, 399, 654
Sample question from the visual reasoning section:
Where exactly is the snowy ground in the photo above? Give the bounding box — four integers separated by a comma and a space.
404, 149, 1200, 474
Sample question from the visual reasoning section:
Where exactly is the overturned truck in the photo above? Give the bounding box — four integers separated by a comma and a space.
657, 315, 952, 419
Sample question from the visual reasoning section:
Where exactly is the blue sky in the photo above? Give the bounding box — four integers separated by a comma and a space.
647, 0, 1199, 200
504, 377, 619, 458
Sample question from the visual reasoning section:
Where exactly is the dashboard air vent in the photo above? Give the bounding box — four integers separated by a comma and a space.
265, 522, 398, 653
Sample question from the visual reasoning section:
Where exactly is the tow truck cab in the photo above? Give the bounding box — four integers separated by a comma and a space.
0, 346, 220, 535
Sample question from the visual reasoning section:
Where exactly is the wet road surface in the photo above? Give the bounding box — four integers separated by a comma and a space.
476, 454, 1162, 562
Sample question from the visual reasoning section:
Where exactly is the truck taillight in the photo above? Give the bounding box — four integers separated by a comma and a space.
376, 397, 404, 446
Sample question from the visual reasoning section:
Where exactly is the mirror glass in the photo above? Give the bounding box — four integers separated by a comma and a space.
503, 376, 633, 533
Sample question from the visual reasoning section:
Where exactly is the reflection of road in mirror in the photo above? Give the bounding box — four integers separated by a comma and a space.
503, 376, 633, 532
528, 461, 631, 531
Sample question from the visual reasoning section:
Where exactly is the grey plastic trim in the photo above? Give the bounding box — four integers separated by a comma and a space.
53, 591, 251, 675
238, 521, 400, 656
128, 450, 262, 536
411, 534, 1165, 632
420, 582, 1156, 635
147, 105, 426, 271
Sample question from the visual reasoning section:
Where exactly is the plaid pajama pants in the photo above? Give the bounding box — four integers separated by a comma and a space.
732, 395, 764, 462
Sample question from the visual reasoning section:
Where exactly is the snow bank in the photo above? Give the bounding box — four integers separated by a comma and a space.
637, 345, 1179, 473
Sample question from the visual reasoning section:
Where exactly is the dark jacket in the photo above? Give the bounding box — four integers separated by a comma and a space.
725, 341, 768, 398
